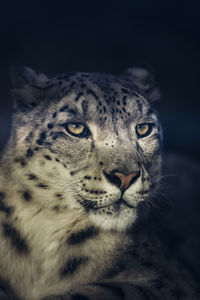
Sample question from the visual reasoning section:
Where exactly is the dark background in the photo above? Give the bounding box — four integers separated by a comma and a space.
0, 0, 200, 282
0, 1, 200, 158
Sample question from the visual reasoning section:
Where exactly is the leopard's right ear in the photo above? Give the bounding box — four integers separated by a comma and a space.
121, 66, 161, 103
10, 66, 49, 112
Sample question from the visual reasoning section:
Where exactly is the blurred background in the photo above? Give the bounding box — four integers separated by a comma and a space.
0, 0, 200, 283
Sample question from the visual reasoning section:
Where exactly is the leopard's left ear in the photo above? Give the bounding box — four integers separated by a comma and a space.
10, 66, 49, 112
122, 66, 161, 102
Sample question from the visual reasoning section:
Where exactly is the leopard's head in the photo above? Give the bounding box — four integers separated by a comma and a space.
10, 66, 162, 232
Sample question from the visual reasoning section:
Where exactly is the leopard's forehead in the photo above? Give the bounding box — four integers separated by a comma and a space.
53, 71, 146, 105
41, 71, 153, 127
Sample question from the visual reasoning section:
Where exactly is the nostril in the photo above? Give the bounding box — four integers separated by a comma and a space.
129, 171, 140, 186
103, 171, 122, 188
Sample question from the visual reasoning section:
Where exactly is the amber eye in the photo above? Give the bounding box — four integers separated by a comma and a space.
65, 122, 90, 138
136, 123, 153, 138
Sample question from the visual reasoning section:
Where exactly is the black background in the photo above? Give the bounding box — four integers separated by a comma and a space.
0, 1, 200, 158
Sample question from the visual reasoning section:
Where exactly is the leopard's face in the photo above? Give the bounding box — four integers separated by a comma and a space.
11, 67, 162, 232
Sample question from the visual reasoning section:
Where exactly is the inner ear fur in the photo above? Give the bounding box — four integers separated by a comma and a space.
122, 66, 161, 102
10, 66, 49, 112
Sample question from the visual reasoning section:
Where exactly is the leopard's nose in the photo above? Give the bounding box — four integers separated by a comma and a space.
104, 170, 140, 191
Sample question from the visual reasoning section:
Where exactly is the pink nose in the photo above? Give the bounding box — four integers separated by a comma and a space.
113, 172, 139, 191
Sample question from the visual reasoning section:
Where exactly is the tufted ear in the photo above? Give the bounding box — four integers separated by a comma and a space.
122, 66, 160, 102
10, 66, 49, 112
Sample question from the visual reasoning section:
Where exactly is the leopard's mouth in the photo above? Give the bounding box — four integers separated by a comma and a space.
77, 194, 136, 212
105, 197, 136, 211
117, 198, 136, 209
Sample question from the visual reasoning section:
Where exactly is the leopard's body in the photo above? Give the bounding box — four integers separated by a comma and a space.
0, 67, 199, 299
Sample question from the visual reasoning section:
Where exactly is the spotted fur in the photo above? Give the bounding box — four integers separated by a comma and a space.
0, 67, 198, 299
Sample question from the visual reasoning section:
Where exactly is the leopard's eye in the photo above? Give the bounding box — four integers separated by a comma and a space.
65, 122, 91, 138
136, 123, 153, 138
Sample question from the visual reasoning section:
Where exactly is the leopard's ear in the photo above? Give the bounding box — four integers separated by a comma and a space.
122, 66, 161, 102
10, 66, 49, 112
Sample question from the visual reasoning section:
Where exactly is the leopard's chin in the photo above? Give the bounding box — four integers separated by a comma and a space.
88, 201, 138, 232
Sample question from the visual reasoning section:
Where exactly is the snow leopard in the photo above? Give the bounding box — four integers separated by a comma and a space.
0, 66, 199, 300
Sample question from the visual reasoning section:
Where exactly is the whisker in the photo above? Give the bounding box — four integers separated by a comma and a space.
151, 174, 179, 181
150, 190, 174, 207
145, 198, 159, 209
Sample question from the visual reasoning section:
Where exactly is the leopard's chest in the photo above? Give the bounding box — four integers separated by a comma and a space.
0, 197, 126, 299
